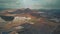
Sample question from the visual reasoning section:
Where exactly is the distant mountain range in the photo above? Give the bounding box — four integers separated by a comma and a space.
8, 8, 32, 14
0, 9, 60, 19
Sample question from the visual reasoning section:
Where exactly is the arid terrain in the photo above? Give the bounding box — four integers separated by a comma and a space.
0, 9, 60, 34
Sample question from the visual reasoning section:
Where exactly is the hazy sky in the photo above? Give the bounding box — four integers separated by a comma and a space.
0, 0, 60, 9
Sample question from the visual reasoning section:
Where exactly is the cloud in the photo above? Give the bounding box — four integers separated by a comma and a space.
0, 0, 60, 9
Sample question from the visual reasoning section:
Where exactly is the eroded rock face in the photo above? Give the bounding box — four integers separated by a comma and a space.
52, 30, 60, 34
0, 15, 59, 34
1, 16, 32, 31
15, 22, 57, 34
52, 25, 60, 34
